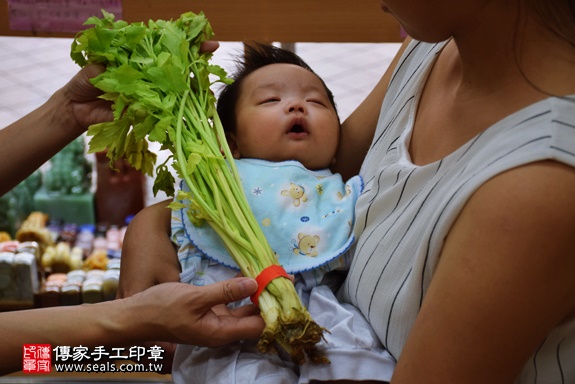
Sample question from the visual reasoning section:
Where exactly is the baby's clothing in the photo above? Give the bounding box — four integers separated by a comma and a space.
171, 159, 395, 383
176, 158, 361, 276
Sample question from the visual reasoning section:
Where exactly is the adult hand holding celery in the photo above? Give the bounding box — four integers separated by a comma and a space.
70, 11, 327, 364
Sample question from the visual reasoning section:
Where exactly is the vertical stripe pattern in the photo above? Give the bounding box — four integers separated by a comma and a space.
338, 40, 575, 383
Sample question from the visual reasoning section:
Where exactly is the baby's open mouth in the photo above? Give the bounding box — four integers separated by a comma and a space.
286, 117, 308, 135
289, 124, 305, 133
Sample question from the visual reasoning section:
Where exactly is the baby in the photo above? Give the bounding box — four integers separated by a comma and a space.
170, 43, 395, 383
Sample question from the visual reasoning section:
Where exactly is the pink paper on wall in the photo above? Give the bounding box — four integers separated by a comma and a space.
7, 0, 122, 34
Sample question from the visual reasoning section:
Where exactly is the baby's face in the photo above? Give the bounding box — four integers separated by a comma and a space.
231, 63, 340, 170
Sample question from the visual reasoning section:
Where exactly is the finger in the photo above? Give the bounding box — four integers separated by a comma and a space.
200, 40, 219, 53
82, 63, 106, 79
201, 277, 257, 307
65, 64, 105, 102
211, 302, 260, 318
229, 304, 260, 317
216, 315, 265, 342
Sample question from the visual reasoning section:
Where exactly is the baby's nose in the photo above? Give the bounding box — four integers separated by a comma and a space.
287, 100, 306, 113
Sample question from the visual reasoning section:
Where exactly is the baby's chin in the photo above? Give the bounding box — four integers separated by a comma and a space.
237, 155, 333, 170
294, 158, 333, 171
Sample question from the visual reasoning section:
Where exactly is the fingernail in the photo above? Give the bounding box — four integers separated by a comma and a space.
239, 278, 257, 295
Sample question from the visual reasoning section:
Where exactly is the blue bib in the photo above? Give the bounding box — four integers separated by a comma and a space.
175, 159, 363, 273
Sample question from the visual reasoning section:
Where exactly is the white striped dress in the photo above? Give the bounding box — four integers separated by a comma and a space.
338, 40, 575, 383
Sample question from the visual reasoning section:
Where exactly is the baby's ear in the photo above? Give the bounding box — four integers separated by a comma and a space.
225, 132, 241, 159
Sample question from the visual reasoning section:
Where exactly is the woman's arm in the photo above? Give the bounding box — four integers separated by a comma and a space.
391, 161, 575, 383
0, 64, 112, 196
116, 199, 183, 372
0, 278, 263, 375
333, 38, 411, 180
117, 199, 181, 298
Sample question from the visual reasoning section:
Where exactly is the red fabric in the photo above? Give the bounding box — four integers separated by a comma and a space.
250, 265, 289, 306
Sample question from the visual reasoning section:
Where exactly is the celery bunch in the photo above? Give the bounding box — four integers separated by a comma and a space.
71, 11, 326, 364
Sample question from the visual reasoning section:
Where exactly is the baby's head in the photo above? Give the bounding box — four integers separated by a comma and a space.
217, 43, 341, 170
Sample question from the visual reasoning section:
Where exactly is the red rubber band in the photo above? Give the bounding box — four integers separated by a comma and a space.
250, 265, 289, 306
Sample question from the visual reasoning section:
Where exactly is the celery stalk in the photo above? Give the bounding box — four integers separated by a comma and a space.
71, 10, 327, 364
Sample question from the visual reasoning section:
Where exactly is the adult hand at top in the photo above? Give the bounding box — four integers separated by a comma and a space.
60, 64, 113, 134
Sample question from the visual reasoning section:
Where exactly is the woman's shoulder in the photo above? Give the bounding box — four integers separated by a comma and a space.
389, 39, 448, 81
466, 96, 575, 171
500, 97, 575, 163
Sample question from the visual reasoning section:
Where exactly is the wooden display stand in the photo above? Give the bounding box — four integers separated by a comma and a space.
0, 0, 402, 43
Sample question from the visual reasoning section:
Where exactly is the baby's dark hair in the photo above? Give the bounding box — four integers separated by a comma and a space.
217, 43, 339, 133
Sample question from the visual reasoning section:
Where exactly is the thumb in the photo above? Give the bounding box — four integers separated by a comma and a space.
64, 64, 105, 102
202, 277, 258, 306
